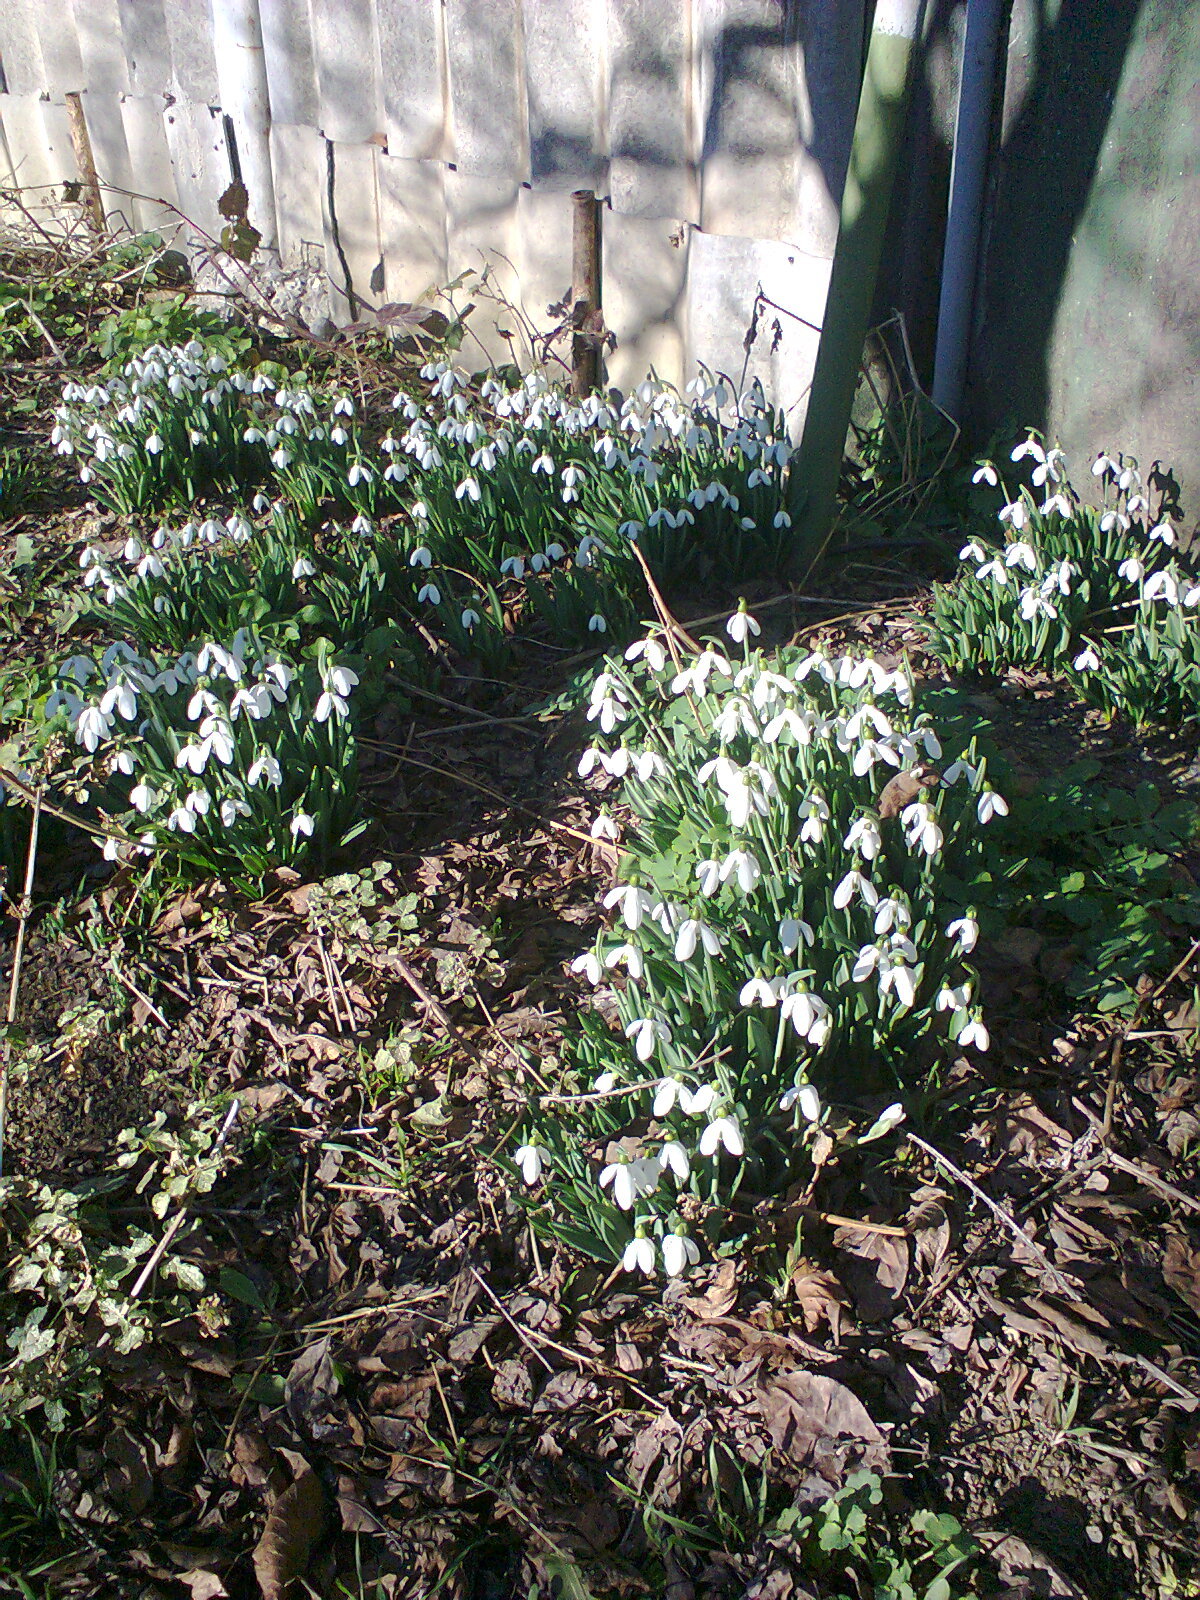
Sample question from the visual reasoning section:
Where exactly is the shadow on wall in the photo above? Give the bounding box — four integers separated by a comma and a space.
970, 0, 1144, 440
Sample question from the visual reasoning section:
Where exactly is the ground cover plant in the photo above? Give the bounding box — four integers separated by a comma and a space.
0, 234, 1198, 1600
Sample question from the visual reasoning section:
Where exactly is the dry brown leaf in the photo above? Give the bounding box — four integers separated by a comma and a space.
252, 1469, 326, 1600
178, 1573, 229, 1600
788, 1261, 849, 1340
680, 1259, 738, 1320
1163, 1230, 1200, 1316
832, 1226, 909, 1322
755, 1371, 889, 1480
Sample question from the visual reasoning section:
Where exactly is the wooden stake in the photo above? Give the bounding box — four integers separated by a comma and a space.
571, 189, 601, 396
64, 92, 106, 238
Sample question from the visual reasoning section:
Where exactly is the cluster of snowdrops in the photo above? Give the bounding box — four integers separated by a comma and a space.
928, 437, 1200, 727
51, 341, 800, 673
507, 610, 1004, 1277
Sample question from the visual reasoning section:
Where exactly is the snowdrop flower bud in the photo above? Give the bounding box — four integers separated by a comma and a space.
661, 1230, 700, 1277
623, 1228, 657, 1275
514, 1142, 548, 1185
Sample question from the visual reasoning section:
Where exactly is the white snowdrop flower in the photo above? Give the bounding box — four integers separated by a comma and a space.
695, 858, 722, 897
699, 1113, 744, 1159
781, 1083, 822, 1122
129, 782, 157, 814
844, 816, 882, 861
168, 805, 197, 834
998, 499, 1029, 531
1004, 541, 1038, 572
618, 638, 664, 677
778, 917, 814, 956
632, 749, 667, 783
514, 1142, 548, 1185
1149, 520, 1175, 546
959, 1016, 990, 1050
545, 542, 566, 562
712, 697, 760, 742
773, 509, 792, 529
780, 985, 832, 1046
662, 1231, 700, 1277
347, 461, 372, 486
571, 950, 603, 985
290, 811, 315, 839
720, 849, 762, 894
798, 794, 830, 844
531, 452, 555, 475
834, 869, 879, 910
976, 558, 1008, 585
460, 606, 481, 630
972, 463, 998, 486
739, 975, 782, 1008
601, 1157, 659, 1211
1040, 493, 1072, 518
592, 1072, 619, 1094
626, 1017, 672, 1062
220, 797, 251, 827
247, 752, 282, 788
936, 982, 972, 1013
1011, 437, 1045, 465
1092, 451, 1117, 478
1102, 510, 1131, 534
499, 555, 525, 579
873, 897, 911, 935
588, 614, 608, 633
292, 557, 316, 580
455, 475, 481, 502
901, 800, 944, 857
590, 811, 619, 842
417, 582, 441, 605
604, 884, 658, 931
271, 446, 293, 469
623, 1232, 657, 1275
350, 514, 374, 536
617, 520, 644, 541
315, 664, 359, 724
959, 541, 987, 562
145, 433, 164, 455
726, 609, 761, 644
604, 942, 644, 979
1019, 586, 1056, 622
674, 917, 724, 963
1144, 570, 1179, 605
76, 705, 113, 752
946, 914, 979, 954
976, 789, 1008, 824
408, 546, 434, 571
1073, 645, 1100, 671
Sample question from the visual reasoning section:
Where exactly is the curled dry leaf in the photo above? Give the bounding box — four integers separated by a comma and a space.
252, 1468, 327, 1600
788, 1261, 850, 1340
755, 1371, 889, 1482
1163, 1230, 1200, 1317
680, 1259, 738, 1320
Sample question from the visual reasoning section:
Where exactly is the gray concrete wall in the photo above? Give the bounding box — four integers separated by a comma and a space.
970, 0, 1200, 519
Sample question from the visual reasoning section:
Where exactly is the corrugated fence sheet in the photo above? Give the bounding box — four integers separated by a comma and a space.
0, 0, 865, 425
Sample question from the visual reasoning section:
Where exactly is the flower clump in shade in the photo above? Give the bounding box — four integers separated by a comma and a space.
929, 436, 1200, 729
503, 609, 999, 1279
